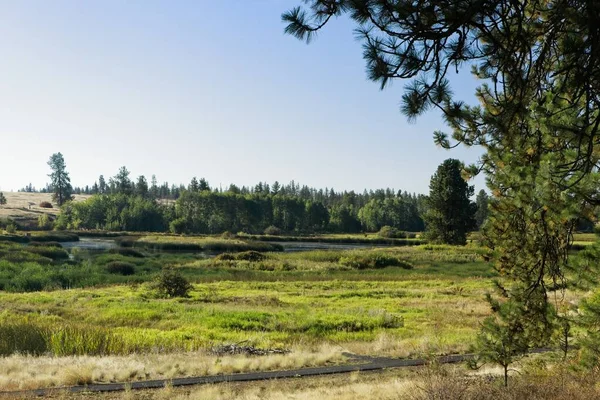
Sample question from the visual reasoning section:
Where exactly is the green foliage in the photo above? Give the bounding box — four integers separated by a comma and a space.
26, 245, 69, 260
359, 197, 424, 232
56, 194, 168, 232
152, 268, 193, 298
473, 299, 529, 387
264, 225, 282, 236
339, 253, 412, 270
423, 159, 476, 245
0, 192, 6, 205
5, 222, 16, 234
104, 261, 136, 275
377, 225, 403, 238
38, 214, 53, 230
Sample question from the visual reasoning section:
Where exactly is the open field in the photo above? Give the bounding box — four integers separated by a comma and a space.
0, 192, 90, 228
0, 232, 595, 395
0, 239, 505, 392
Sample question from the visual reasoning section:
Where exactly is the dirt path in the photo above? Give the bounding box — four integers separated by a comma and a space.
0, 353, 471, 398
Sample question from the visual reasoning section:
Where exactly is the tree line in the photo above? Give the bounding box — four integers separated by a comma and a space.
39, 153, 488, 237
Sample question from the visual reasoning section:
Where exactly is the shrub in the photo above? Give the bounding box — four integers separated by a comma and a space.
339, 253, 413, 270
378, 226, 403, 238
235, 251, 268, 261
108, 248, 145, 258
169, 218, 187, 234
38, 214, 53, 230
39, 201, 53, 209
221, 231, 236, 239
214, 253, 236, 261
153, 268, 192, 298
264, 226, 282, 236
105, 261, 136, 275
5, 223, 17, 234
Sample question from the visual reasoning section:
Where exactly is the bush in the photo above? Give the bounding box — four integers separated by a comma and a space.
378, 226, 404, 238
264, 226, 282, 236
339, 253, 413, 270
169, 218, 187, 234
5, 223, 17, 234
235, 251, 267, 261
39, 201, 53, 209
214, 253, 236, 261
105, 261, 136, 275
153, 268, 192, 298
108, 248, 145, 258
38, 214, 53, 230
221, 231, 236, 239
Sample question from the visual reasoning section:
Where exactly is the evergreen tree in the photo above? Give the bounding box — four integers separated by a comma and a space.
474, 190, 489, 229
47, 152, 74, 206
423, 159, 475, 245
198, 178, 210, 192
150, 175, 159, 199
136, 175, 149, 197
188, 177, 199, 192
98, 175, 107, 194
0, 192, 6, 205
111, 166, 133, 195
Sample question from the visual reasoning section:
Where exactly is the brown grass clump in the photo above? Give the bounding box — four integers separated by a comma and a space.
0, 345, 343, 391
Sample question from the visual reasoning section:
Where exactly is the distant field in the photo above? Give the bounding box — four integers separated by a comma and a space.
0, 192, 90, 227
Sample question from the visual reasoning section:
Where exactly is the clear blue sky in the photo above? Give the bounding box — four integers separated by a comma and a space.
0, 0, 485, 194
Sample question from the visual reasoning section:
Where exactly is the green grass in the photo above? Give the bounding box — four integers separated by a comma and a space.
238, 232, 425, 246
0, 243, 497, 357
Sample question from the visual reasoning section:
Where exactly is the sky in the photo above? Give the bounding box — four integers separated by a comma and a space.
0, 0, 486, 195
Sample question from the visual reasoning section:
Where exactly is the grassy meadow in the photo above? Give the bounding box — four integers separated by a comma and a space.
0, 230, 594, 393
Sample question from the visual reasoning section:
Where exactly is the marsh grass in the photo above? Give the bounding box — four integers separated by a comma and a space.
129, 235, 283, 253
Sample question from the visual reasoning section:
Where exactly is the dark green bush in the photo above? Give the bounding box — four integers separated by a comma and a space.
109, 248, 145, 258
339, 254, 413, 270
153, 268, 192, 298
105, 261, 136, 275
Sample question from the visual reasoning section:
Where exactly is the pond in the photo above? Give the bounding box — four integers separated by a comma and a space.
59, 238, 390, 253
61, 238, 118, 251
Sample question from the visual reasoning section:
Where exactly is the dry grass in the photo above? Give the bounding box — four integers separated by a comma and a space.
0, 345, 343, 391
28, 364, 600, 400
0, 192, 90, 222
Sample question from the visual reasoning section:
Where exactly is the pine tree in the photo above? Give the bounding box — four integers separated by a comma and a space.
423, 159, 475, 245
47, 152, 73, 206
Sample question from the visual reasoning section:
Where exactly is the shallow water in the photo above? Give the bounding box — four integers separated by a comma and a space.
61, 238, 118, 251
